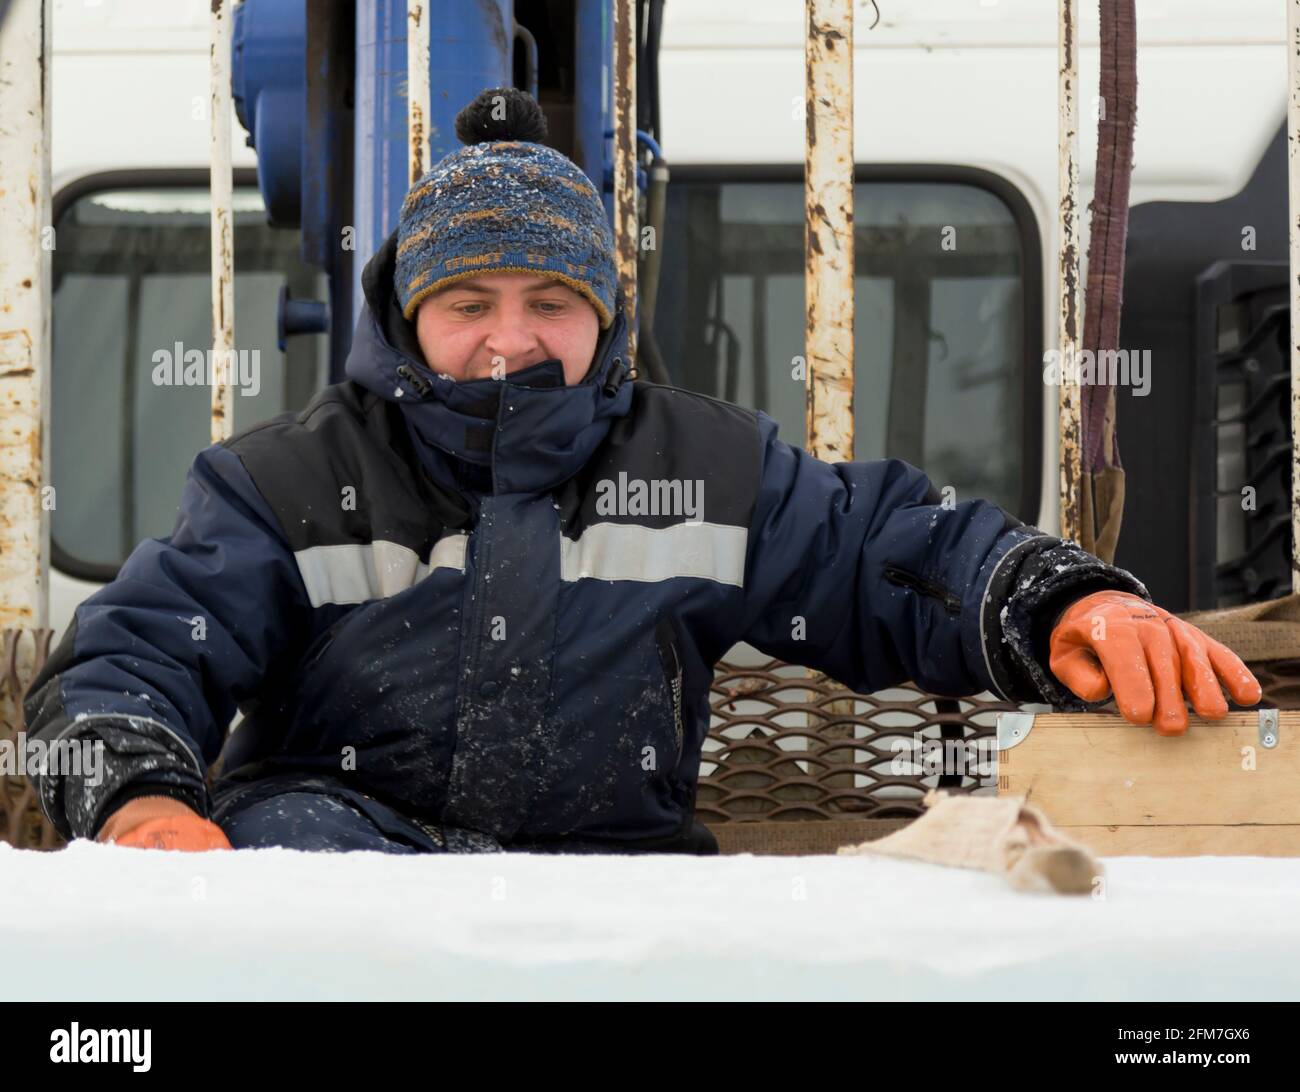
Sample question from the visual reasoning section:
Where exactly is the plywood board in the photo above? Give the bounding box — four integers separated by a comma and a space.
997, 711, 1300, 856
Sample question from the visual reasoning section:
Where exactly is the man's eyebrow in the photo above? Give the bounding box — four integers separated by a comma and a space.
442, 279, 568, 295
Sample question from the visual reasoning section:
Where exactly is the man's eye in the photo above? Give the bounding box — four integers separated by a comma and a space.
456, 303, 483, 315
537, 302, 564, 313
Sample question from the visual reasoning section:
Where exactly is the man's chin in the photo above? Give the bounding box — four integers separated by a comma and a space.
434, 362, 553, 382
486, 363, 552, 381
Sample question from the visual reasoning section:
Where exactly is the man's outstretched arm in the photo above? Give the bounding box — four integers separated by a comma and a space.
736, 411, 1259, 723
23, 443, 313, 842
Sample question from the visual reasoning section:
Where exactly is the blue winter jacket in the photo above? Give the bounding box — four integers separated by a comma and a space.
24, 231, 1150, 850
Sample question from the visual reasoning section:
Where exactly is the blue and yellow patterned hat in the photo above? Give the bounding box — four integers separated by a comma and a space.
395, 87, 617, 329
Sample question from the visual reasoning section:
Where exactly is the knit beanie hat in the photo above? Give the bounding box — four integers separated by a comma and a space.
395, 87, 618, 330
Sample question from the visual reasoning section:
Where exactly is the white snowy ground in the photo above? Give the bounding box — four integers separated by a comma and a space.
2, 841, 1298, 1001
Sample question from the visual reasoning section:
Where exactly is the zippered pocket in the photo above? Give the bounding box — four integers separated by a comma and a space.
302, 611, 356, 669
882, 563, 963, 616
654, 617, 685, 768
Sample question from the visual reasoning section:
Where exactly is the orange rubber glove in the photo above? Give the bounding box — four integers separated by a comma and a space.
96, 794, 233, 851
1049, 589, 1263, 735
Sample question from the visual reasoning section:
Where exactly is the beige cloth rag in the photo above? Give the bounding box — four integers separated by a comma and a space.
837, 789, 1104, 895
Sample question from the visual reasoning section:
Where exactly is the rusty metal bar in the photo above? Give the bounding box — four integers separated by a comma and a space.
209, 0, 235, 444
613, 0, 638, 372
804, 0, 854, 464
803, 0, 856, 783
0, 0, 53, 630
1290, 0, 1300, 592
407, 0, 431, 184
1057, 0, 1083, 542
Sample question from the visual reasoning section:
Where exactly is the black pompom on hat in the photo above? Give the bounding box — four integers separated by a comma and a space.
453, 86, 549, 145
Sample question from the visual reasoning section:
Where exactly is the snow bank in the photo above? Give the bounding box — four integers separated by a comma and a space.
2, 841, 1298, 1000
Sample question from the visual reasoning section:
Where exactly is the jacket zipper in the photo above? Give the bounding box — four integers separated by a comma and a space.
303, 612, 354, 668
654, 619, 685, 768
882, 563, 963, 616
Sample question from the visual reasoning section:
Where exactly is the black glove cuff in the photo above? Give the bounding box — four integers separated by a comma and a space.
983, 535, 1152, 707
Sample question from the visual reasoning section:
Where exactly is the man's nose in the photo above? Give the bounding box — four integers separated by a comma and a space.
483, 310, 541, 365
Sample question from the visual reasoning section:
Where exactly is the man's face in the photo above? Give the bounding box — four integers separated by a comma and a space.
414, 272, 601, 386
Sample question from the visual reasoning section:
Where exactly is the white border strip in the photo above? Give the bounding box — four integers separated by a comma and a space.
560, 522, 747, 587
295, 533, 468, 607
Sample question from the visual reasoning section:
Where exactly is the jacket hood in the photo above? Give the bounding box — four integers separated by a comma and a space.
345, 229, 634, 496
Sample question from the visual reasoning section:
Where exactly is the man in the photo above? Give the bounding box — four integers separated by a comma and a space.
26, 88, 1261, 855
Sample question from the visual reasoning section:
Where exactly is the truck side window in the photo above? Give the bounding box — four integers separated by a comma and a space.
652, 172, 1041, 521
51, 175, 328, 579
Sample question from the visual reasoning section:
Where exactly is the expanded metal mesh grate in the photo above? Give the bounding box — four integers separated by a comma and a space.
1, 628, 59, 850
1251, 660, 1300, 710
699, 656, 1022, 826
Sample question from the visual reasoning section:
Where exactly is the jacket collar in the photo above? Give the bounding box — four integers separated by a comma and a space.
345, 230, 633, 496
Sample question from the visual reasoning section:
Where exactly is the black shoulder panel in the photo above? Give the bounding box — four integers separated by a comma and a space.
560, 383, 762, 536
223, 381, 468, 555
